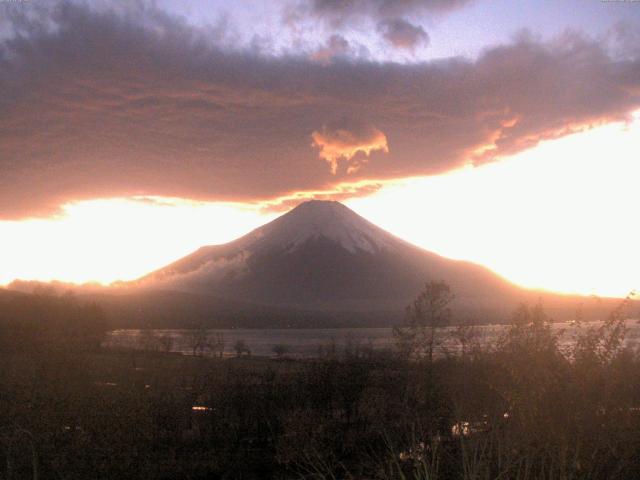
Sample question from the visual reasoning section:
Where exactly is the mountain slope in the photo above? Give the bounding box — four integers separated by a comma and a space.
6, 201, 622, 328
140, 200, 525, 315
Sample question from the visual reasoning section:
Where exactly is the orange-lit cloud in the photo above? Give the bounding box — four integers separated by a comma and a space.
0, 114, 639, 296
470, 113, 521, 158
258, 178, 392, 214
312, 119, 389, 174
0, 3, 639, 221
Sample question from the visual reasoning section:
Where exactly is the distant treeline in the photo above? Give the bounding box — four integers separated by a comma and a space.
0, 289, 106, 353
9, 279, 630, 330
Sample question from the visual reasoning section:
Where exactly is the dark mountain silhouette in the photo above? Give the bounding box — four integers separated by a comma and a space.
132, 200, 618, 325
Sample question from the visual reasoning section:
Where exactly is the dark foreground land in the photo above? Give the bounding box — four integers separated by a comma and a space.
2, 291, 640, 479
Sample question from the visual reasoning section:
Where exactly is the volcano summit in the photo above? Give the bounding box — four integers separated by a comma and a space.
141, 201, 526, 316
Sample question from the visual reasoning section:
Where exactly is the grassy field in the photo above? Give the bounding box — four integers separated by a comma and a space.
3, 292, 640, 479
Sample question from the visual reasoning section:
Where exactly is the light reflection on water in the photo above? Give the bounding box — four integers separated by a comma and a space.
104, 319, 640, 358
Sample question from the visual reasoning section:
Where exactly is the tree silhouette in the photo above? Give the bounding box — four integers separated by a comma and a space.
233, 339, 250, 357
394, 280, 454, 362
272, 344, 290, 358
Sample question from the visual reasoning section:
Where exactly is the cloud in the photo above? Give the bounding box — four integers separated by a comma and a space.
609, 21, 640, 60
312, 34, 351, 64
137, 251, 250, 291
0, 3, 639, 219
311, 118, 389, 174
293, 0, 471, 39
259, 178, 388, 214
378, 18, 429, 50
308, 0, 473, 22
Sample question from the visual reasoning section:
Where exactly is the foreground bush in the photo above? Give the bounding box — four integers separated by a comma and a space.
1, 291, 639, 479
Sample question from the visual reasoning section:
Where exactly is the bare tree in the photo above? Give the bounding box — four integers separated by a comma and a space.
212, 332, 225, 358
233, 339, 250, 358
452, 320, 478, 359
572, 291, 635, 365
139, 329, 159, 352
157, 334, 173, 354
394, 280, 454, 362
186, 324, 209, 357
272, 343, 290, 358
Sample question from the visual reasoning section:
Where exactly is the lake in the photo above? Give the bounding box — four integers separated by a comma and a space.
105, 319, 640, 358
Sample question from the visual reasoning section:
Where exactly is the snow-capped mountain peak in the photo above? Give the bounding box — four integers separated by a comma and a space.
251, 200, 394, 254
140, 199, 520, 312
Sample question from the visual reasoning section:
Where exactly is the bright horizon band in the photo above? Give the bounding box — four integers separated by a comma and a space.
1, 113, 639, 298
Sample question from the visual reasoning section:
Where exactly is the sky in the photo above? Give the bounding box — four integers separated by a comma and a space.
0, 0, 639, 297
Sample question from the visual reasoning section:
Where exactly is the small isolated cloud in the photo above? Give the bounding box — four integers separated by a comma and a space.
312, 34, 350, 64
378, 18, 429, 50
311, 118, 389, 174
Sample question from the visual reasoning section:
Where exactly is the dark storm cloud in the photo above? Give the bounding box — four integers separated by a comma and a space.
0, 2, 639, 219
308, 0, 473, 20
295, 0, 470, 43
377, 18, 429, 50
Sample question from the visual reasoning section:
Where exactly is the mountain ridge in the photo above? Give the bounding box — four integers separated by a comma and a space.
138, 200, 537, 314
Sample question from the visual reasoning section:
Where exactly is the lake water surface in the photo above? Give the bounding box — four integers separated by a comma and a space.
105, 319, 640, 358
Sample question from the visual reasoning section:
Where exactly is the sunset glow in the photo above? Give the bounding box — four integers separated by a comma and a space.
0, 199, 274, 285
1, 113, 638, 296
348, 112, 640, 298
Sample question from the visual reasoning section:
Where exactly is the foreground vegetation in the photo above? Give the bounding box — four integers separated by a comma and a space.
1, 287, 639, 479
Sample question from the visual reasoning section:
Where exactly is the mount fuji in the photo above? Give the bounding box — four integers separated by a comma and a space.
73, 199, 621, 328
134, 200, 567, 322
